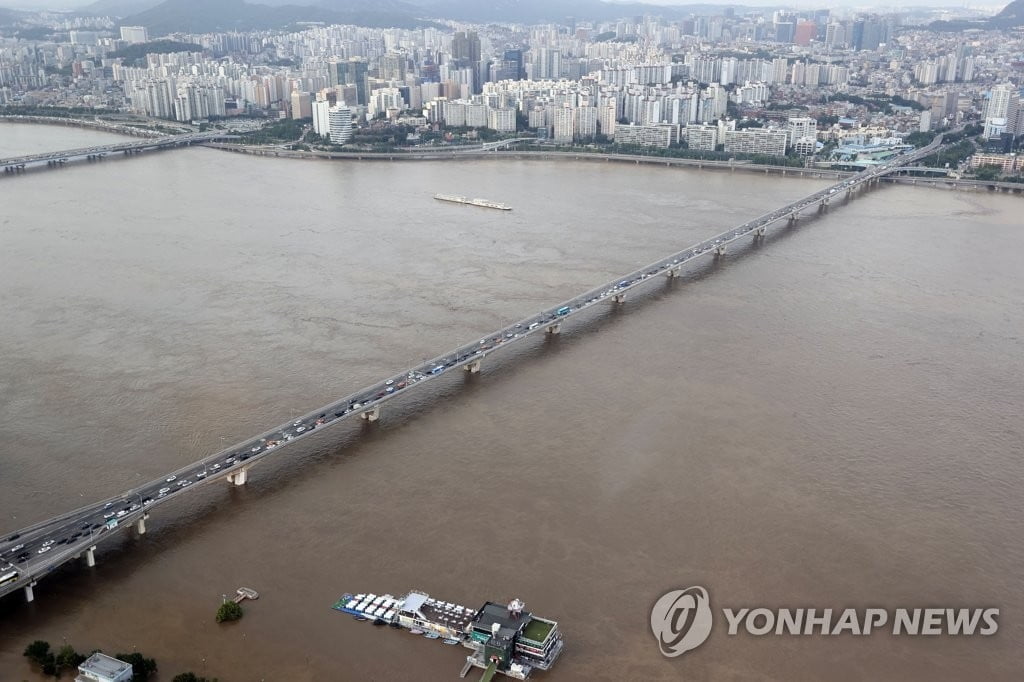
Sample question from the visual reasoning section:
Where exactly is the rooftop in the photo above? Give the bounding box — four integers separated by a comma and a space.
472, 602, 531, 644
77, 652, 132, 678
521, 617, 555, 644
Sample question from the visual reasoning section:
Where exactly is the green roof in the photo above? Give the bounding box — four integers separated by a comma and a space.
521, 617, 554, 644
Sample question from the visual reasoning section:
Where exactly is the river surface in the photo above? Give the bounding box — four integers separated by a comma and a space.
0, 121, 1021, 681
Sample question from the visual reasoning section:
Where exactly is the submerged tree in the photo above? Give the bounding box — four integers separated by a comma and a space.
215, 600, 243, 623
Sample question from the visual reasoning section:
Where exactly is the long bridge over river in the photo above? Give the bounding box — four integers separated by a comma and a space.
0, 131, 950, 603
0, 131, 234, 175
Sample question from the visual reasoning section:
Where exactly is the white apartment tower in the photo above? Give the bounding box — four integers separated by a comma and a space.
553, 104, 575, 143
328, 104, 353, 143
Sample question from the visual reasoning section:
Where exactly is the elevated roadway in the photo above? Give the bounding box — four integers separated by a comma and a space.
1, 131, 235, 175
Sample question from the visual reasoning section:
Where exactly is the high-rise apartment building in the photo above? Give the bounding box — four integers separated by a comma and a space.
328, 104, 353, 143
312, 99, 331, 137
119, 26, 148, 44
553, 105, 575, 143
984, 84, 1020, 138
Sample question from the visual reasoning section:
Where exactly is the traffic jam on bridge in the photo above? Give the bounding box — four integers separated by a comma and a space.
0, 132, 949, 601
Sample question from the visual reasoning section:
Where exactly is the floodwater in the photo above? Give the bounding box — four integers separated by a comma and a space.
0, 121, 1021, 681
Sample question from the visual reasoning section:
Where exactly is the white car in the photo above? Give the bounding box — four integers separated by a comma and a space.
166, 475, 176, 483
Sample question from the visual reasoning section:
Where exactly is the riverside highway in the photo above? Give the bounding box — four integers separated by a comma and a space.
0, 129, 952, 603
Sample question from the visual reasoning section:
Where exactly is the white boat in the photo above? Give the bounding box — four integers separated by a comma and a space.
434, 193, 512, 211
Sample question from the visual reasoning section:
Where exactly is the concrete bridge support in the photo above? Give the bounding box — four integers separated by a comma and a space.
715, 245, 727, 257
25, 582, 36, 603
85, 546, 96, 567
137, 514, 148, 535
666, 267, 681, 278
613, 293, 626, 304
464, 359, 482, 373
754, 226, 767, 238
546, 323, 561, 335
361, 407, 381, 422
227, 467, 249, 485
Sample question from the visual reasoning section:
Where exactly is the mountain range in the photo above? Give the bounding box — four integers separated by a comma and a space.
104, 0, 738, 36
929, 0, 1024, 31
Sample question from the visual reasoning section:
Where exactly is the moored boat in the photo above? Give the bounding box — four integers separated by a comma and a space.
333, 589, 563, 679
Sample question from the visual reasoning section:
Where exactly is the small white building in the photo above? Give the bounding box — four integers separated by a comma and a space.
76, 653, 133, 682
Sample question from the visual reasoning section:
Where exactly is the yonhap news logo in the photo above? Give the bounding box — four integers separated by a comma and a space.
651, 586, 999, 658
650, 586, 714, 657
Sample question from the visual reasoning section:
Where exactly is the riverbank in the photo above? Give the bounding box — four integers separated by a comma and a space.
0, 114, 185, 138
205, 142, 850, 179
204, 142, 1024, 193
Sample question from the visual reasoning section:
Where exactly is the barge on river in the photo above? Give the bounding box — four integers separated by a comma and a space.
434, 194, 513, 211
333, 590, 563, 680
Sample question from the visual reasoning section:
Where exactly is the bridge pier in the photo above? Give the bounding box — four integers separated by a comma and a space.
227, 467, 249, 485
136, 514, 148, 535
85, 546, 96, 567
666, 267, 681, 278
25, 583, 35, 603
755, 226, 767, 237
464, 359, 482, 373
361, 406, 381, 422
613, 293, 626, 303
714, 245, 727, 257
545, 323, 561, 335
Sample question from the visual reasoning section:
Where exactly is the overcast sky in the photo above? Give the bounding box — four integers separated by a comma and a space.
4, 0, 1006, 13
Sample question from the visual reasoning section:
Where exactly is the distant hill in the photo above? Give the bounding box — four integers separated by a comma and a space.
410, 0, 726, 24
120, 0, 433, 35
929, 0, 1024, 31
82, 0, 163, 17
114, 0, 753, 35
108, 39, 204, 65
0, 6, 23, 23
991, 0, 1024, 28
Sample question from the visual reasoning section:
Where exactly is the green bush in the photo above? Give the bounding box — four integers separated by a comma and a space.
216, 600, 243, 623
114, 652, 158, 681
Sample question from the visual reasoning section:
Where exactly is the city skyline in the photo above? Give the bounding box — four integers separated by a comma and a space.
0, 0, 1014, 12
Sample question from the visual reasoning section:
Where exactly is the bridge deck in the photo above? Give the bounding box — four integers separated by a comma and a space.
0, 131, 233, 168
